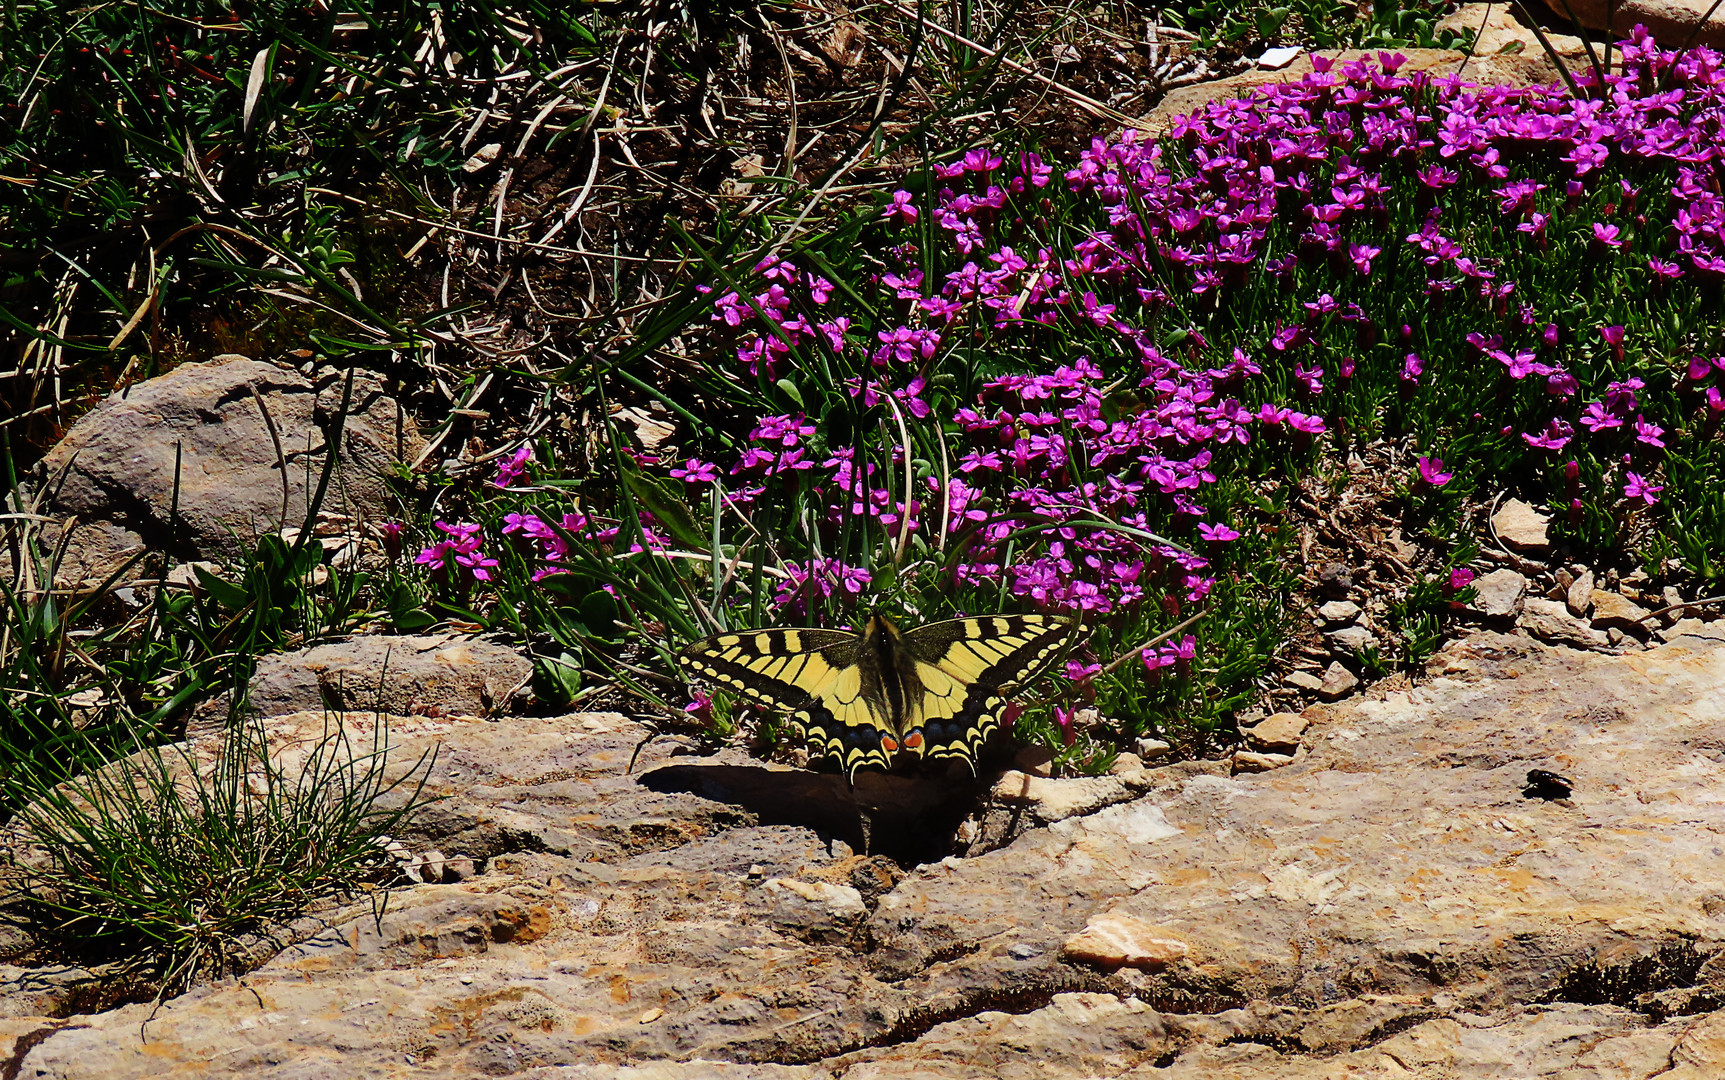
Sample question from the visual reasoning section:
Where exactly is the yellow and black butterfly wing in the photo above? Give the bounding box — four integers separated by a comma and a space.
676, 627, 901, 777
897, 614, 1083, 774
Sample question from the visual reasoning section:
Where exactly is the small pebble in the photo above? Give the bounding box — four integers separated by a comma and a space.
1318, 600, 1362, 625
1134, 737, 1171, 760
1008, 943, 1039, 960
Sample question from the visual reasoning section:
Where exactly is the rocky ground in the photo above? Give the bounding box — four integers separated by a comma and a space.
6, 627, 1725, 1078
9, 8, 1725, 1076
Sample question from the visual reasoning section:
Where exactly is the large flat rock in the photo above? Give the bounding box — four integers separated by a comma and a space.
6, 631, 1725, 1077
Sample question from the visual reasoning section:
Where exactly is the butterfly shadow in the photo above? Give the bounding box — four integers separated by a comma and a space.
637, 759, 992, 865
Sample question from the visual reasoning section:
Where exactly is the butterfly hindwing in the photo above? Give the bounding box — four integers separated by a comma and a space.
677, 614, 1082, 780
676, 627, 900, 776
896, 615, 1081, 772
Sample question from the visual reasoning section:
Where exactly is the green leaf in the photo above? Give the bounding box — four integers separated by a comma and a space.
617, 457, 708, 551
776, 378, 805, 408
579, 590, 621, 640
193, 566, 252, 613
392, 608, 437, 632
535, 652, 584, 707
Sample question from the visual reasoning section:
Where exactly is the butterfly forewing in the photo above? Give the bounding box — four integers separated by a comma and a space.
677, 614, 1083, 780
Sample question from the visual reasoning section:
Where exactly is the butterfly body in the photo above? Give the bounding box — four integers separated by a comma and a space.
678, 613, 1081, 780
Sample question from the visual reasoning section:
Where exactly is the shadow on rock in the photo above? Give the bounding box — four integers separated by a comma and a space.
637, 761, 990, 865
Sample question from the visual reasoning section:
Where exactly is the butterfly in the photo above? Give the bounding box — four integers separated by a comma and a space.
677, 613, 1083, 780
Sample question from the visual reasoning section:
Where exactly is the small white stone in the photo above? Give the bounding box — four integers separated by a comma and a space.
1318, 661, 1359, 701
1258, 45, 1303, 69
1493, 498, 1551, 552
1063, 912, 1190, 970
1134, 737, 1172, 760
1318, 600, 1363, 625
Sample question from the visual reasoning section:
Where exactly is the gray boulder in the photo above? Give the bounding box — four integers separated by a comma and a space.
31, 355, 420, 582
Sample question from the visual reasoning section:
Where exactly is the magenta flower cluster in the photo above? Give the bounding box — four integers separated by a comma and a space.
422, 28, 1725, 731
415, 521, 498, 585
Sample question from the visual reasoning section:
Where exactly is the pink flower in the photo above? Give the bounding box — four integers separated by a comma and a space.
670, 458, 720, 484
1198, 522, 1240, 542
684, 694, 713, 726
1591, 222, 1624, 248
1401, 352, 1424, 384
1522, 419, 1574, 452
1416, 456, 1452, 487
1053, 705, 1077, 747
1448, 567, 1476, 592
882, 189, 919, 224
1348, 243, 1382, 275
492, 445, 533, 488
1623, 472, 1662, 506
1064, 659, 1101, 683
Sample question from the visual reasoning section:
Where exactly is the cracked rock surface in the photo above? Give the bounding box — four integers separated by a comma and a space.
6, 631, 1725, 1077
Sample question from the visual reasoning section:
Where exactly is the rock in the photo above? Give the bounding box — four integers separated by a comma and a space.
1107, 753, 1146, 778
1232, 750, 1296, 773
1317, 599, 1362, 625
988, 771, 1133, 823
762, 877, 868, 920
1439, 3, 1589, 57
1664, 586, 1686, 624
11, 635, 1725, 1077
1493, 498, 1551, 553
1591, 589, 1652, 633
1326, 624, 1376, 655
229, 634, 533, 725
1134, 737, 1171, 760
1317, 660, 1359, 700
16, 634, 1725, 1069
1548, 0, 1725, 50
1243, 712, 1309, 754
1315, 562, 1353, 599
1284, 670, 1325, 692
1257, 45, 1303, 69
1520, 597, 1609, 649
0, 965, 102, 1019
1469, 568, 1529, 619
28, 356, 421, 582
1061, 912, 1189, 970
1607, 626, 1628, 647
1660, 618, 1725, 644
1135, 46, 1603, 140
1567, 567, 1597, 617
